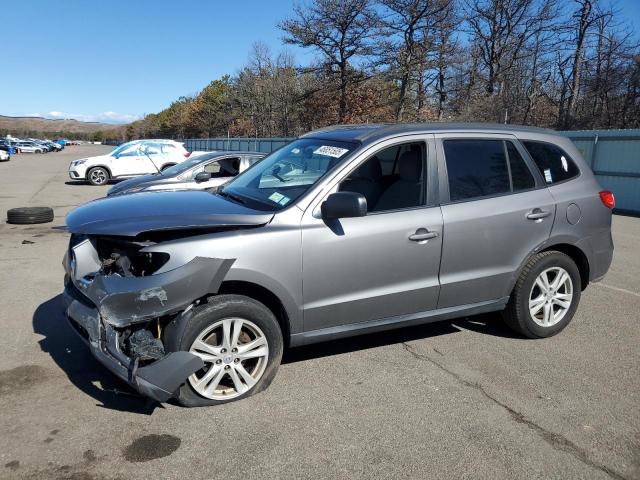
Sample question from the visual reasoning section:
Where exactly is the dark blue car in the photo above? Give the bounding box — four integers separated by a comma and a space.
0, 141, 17, 155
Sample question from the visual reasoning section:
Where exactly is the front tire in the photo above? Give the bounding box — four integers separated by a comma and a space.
502, 251, 581, 338
167, 295, 283, 407
86, 167, 110, 185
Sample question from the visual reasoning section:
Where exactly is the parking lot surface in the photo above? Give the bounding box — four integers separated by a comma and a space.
0, 145, 638, 480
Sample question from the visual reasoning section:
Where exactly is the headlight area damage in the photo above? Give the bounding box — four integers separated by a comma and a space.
62, 234, 234, 402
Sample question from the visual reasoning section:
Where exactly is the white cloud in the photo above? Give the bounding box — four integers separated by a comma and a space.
44, 111, 140, 124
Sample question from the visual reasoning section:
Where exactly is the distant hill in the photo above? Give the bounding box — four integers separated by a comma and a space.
0, 115, 125, 139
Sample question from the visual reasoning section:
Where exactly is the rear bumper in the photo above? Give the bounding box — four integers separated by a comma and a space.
580, 229, 614, 283
62, 280, 203, 402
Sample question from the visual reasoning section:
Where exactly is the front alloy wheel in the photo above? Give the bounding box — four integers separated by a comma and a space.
189, 318, 269, 400
87, 167, 109, 185
166, 294, 283, 407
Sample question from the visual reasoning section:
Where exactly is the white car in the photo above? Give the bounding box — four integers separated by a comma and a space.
106, 151, 265, 196
16, 142, 44, 154
0, 149, 9, 162
68, 140, 190, 185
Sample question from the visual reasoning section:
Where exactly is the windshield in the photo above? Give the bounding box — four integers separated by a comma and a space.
161, 153, 217, 177
220, 138, 358, 211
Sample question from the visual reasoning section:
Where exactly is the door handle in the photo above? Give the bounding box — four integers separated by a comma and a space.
409, 228, 439, 242
526, 208, 551, 220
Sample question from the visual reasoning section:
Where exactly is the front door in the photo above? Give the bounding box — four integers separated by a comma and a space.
114, 144, 148, 176
436, 134, 556, 308
301, 138, 443, 332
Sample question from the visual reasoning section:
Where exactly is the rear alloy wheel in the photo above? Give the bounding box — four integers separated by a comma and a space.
502, 251, 581, 338
528, 267, 573, 327
87, 167, 109, 185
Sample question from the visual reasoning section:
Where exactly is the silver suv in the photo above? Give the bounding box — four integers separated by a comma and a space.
62, 123, 614, 406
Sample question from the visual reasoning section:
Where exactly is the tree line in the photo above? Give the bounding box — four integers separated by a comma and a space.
125, 0, 640, 140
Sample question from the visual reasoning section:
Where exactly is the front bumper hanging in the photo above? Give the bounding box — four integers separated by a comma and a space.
61, 238, 233, 401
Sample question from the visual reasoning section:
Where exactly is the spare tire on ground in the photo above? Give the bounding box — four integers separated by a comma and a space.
7, 207, 54, 225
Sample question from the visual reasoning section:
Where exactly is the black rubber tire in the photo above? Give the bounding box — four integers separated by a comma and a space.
86, 166, 110, 186
165, 295, 283, 407
7, 206, 54, 224
502, 251, 581, 338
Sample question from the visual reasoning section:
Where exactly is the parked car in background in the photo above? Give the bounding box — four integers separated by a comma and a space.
28, 139, 53, 152
62, 123, 614, 406
0, 140, 17, 155
0, 149, 9, 162
16, 141, 44, 153
107, 151, 265, 196
68, 139, 191, 185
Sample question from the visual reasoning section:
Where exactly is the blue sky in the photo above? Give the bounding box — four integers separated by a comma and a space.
1, 0, 639, 124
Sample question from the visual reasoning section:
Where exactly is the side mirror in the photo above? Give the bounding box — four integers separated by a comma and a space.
321, 192, 367, 219
194, 172, 212, 183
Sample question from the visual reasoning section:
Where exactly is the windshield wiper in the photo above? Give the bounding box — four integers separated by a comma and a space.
218, 190, 246, 205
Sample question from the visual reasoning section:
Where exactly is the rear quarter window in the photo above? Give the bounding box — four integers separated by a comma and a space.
522, 141, 580, 184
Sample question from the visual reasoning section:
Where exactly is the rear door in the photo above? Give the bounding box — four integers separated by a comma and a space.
436, 134, 556, 308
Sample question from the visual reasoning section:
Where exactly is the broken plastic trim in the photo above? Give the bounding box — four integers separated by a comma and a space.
64, 238, 234, 327
63, 288, 204, 402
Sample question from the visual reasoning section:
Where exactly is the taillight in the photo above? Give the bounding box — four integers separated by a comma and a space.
184, 152, 191, 157
599, 190, 615, 209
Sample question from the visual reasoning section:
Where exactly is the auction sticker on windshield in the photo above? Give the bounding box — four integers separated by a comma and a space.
268, 192, 290, 205
313, 146, 350, 158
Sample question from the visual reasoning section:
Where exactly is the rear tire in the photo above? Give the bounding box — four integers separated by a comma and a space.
7, 206, 54, 224
166, 295, 283, 407
87, 167, 110, 185
502, 251, 581, 338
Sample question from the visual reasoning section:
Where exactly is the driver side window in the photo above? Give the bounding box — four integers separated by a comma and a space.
339, 142, 426, 213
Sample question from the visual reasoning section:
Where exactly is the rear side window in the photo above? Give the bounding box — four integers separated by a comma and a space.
444, 140, 510, 201
507, 142, 535, 191
522, 141, 580, 184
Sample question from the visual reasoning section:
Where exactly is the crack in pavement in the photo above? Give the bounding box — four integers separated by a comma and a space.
401, 342, 628, 480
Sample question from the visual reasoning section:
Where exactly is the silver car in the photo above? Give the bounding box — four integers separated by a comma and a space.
62, 123, 614, 406
106, 151, 265, 196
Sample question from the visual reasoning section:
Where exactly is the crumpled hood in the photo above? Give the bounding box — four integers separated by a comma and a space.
66, 190, 274, 237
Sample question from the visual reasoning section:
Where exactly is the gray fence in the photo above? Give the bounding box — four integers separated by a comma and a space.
184, 130, 639, 214
559, 129, 640, 215
184, 137, 293, 154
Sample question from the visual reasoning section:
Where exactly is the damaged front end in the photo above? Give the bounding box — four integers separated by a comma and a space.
62, 233, 233, 402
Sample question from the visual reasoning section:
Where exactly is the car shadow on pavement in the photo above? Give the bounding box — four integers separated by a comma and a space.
33, 294, 160, 415
282, 312, 519, 364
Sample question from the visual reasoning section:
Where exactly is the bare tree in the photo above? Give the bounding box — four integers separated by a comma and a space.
376, 0, 449, 120
280, 0, 375, 122
466, 0, 554, 97
557, 0, 612, 128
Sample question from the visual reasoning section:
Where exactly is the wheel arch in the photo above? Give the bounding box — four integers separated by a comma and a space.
539, 243, 590, 291
511, 241, 591, 295
160, 163, 177, 171
217, 280, 292, 346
